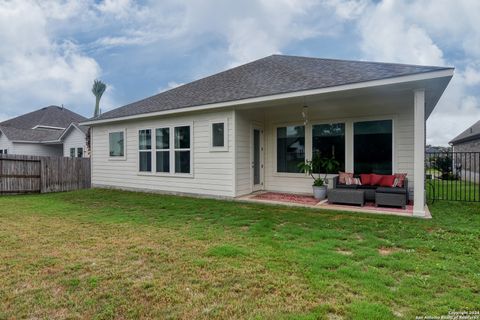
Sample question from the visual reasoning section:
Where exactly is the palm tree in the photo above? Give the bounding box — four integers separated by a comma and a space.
92, 80, 107, 117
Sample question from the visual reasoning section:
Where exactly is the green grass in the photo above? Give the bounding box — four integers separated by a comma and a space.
0, 189, 479, 319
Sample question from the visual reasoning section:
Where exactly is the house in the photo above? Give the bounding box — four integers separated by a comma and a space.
0, 105, 89, 157
81, 55, 454, 217
449, 120, 480, 182
449, 120, 480, 152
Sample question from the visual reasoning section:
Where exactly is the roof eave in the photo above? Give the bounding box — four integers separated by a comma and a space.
449, 134, 480, 145
80, 68, 454, 126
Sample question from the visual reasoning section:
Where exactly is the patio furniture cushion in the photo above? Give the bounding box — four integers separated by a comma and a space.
338, 172, 353, 184
357, 185, 377, 190
336, 183, 358, 189
394, 173, 407, 188
380, 175, 396, 187
376, 187, 407, 194
370, 174, 384, 186
360, 173, 371, 185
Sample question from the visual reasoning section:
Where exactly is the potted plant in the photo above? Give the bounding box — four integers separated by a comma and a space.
298, 155, 339, 200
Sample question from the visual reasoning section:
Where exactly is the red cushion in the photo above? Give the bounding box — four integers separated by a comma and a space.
370, 174, 383, 186
380, 175, 396, 187
360, 174, 371, 185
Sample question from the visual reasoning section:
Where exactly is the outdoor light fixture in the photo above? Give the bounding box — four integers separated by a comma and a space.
302, 105, 309, 125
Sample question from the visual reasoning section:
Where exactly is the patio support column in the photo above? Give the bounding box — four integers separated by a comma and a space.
413, 89, 426, 217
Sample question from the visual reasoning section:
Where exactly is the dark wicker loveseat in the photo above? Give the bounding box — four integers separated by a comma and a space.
330, 175, 409, 208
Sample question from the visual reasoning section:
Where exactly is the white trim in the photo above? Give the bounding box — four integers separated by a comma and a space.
80, 69, 454, 126
108, 129, 127, 161
209, 118, 229, 152
413, 89, 426, 216
58, 123, 85, 141
32, 125, 65, 130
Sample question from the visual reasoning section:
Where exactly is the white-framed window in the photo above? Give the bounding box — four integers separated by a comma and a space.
0, 149, 7, 155
353, 119, 393, 174
174, 126, 191, 174
109, 130, 126, 159
70, 147, 75, 158
312, 122, 345, 172
276, 125, 305, 173
210, 120, 228, 151
138, 124, 192, 176
155, 127, 170, 173
77, 147, 84, 158
139, 129, 152, 172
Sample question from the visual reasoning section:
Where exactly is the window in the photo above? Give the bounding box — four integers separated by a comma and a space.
77, 148, 83, 158
354, 120, 392, 174
155, 128, 170, 173
312, 123, 345, 172
277, 125, 305, 173
3, 149, 6, 154
70, 148, 75, 158
139, 129, 152, 172
211, 121, 227, 150
109, 131, 125, 157
174, 126, 191, 174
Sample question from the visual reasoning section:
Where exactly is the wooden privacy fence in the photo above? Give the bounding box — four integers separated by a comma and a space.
0, 154, 91, 194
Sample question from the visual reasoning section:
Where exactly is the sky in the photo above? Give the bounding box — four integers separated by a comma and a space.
0, 0, 479, 146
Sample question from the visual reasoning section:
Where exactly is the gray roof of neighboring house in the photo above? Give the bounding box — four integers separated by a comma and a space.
0, 106, 87, 142
91, 54, 452, 122
450, 120, 480, 145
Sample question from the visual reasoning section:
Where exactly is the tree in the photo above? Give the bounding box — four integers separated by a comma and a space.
92, 80, 107, 117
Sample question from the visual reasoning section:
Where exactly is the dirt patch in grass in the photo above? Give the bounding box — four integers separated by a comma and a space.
378, 247, 403, 256
336, 249, 353, 256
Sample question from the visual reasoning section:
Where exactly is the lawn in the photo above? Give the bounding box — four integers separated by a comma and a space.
0, 189, 479, 319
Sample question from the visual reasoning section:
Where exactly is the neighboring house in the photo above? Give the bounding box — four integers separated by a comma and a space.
0, 106, 89, 157
81, 55, 454, 217
449, 120, 480, 181
449, 120, 480, 152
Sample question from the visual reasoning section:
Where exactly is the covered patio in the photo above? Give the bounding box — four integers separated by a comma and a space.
233, 70, 453, 218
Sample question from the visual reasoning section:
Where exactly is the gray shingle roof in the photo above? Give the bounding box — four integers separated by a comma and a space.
0, 106, 87, 142
92, 54, 452, 122
450, 120, 480, 145
1, 105, 86, 129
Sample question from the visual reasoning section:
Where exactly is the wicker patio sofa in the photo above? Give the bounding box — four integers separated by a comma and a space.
330, 175, 409, 208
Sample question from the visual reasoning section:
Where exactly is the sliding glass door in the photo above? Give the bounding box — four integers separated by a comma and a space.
354, 120, 393, 174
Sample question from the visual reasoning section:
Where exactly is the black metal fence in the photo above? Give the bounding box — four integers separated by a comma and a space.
426, 152, 480, 202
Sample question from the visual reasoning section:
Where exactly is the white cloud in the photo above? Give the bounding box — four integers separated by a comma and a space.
0, 0, 114, 119
354, 0, 480, 145
464, 66, 480, 86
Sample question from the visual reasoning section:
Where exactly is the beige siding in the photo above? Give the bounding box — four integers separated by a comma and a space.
91, 110, 235, 197
63, 127, 88, 157
12, 143, 63, 156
